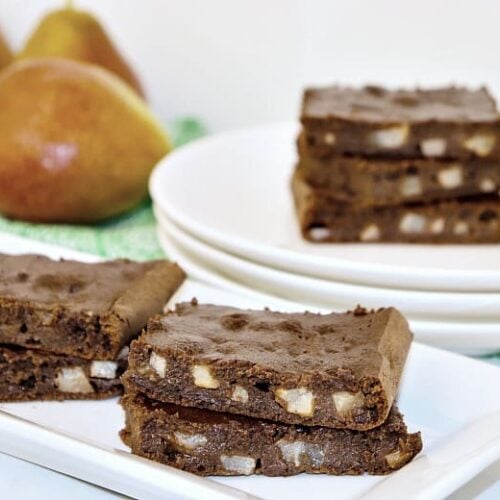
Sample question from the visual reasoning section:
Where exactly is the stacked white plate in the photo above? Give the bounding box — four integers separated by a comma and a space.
150, 121, 500, 356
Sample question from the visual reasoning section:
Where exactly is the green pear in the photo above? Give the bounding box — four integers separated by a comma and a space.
18, 3, 144, 97
0, 58, 170, 223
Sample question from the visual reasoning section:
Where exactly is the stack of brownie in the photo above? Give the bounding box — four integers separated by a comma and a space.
294, 85, 500, 243
121, 301, 422, 476
0, 253, 185, 401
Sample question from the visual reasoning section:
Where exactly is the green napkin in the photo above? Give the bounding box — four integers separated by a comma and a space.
0, 118, 206, 261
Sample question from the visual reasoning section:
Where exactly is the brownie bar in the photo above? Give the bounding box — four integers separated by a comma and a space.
0, 344, 128, 401
121, 392, 422, 476
0, 254, 186, 360
293, 169, 500, 243
123, 302, 412, 430
297, 135, 500, 207
301, 85, 500, 160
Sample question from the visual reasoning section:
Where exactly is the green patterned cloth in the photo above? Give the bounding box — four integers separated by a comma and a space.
0, 118, 206, 261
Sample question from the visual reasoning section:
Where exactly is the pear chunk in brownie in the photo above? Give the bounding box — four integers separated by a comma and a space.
123, 301, 412, 430
0, 344, 128, 401
121, 393, 422, 476
0, 254, 186, 360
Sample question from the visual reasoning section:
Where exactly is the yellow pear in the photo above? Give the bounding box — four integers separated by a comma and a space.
18, 3, 144, 97
0, 58, 170, 223
0, 30, 12, 70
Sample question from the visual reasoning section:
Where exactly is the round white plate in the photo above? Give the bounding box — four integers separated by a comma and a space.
155, 204, 500, 321
150, 121, 500, 292
156, 224, 500, 355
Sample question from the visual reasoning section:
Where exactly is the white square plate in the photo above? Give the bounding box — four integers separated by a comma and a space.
0, 233, 499, 499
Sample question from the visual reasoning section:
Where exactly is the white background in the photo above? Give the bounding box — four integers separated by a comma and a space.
1, 0, 499, 132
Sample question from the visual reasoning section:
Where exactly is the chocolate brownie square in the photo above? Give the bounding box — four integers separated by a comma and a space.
0, 254, 186, 359
301, 85, 500, 160
123, 301, 412, 430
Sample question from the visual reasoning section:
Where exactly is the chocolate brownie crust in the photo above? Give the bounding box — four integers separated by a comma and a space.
301, 85, 500, 160
0, 254, 186, 359
293, 168, 500, 243
121, 393, 422, 476
123, 302, 412, 430
0, 344, 127, 401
